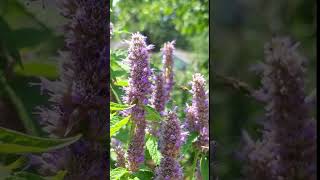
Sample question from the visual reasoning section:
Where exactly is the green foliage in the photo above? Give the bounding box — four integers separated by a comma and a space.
14, 62, 58, 79
110, 167, 128, 180
0, 17, 22, 74
0, 156, 66, 180
110, 102, 134, 111
131, 169, 154, 180
112, 0, 208, 50
181, 132, 199, 154
145, 135, 162, 165
110, 116, 131, 137
0, 127, 81, 153
144, 105, 162, 122
0, 76, 39, 135
200, 156, 209, 180
110, 1, 208, 178
3, 170, 67, 180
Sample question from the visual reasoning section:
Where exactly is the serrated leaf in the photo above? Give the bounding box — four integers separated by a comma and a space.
146, 136, 161, 165
144, 105, 161, 121
110, 102, 133, 111
110, 113, 120, 127
0, 127, 81, 153
110, 116, 130, 137
200, 156, 209, 180
110, 167, 128, 180
181, 132, 198, 154
133, 169, 154, 180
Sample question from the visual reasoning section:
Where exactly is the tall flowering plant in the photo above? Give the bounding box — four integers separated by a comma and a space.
110, 28, 209, 179
30, 0, 108, 179
242, 37, 317, 180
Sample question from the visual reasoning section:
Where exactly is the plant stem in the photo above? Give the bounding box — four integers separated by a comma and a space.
190, 150, 200, 180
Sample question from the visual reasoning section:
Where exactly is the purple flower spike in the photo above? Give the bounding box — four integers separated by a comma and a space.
156, 110, 184, 180
185, 73, 209, 152
123, 32, 153, 106
159, 110, 183, 158
151, 72, 166, 115
31, 0, 108, 179
155, 157, 183, 180
123, 32, 153, 172
244, 37, 317, 180
162, 41, 175, 102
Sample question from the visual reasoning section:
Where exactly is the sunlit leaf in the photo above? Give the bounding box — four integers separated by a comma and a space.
146, 136, 161, 165
110, 116, 130, 137
110, 102, 134, 111
110, 167, 128, 180
200, 156, 209, 180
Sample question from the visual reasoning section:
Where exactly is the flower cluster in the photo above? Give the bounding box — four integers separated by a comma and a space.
123, 32, 153, 172
244, 37, 317, 180
162, 41, 175, 102
151, 72, 166, 115
32, 0, 108, 179
185, 73, 209, 152
155, 110, 183, 180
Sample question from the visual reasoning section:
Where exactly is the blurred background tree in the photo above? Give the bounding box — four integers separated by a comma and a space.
211, 0, 316, 179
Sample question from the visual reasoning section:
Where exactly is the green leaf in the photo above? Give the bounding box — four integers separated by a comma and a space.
0, 127, 81, 154
110, 167, 128, 180
10, 28, 50, 49
110, 116, 130, 137
2, 170, 66, 180
5, 157, 27, 171
132, 169, 154, 180
145, 136, 161, 165
200, 156, 209, 180
110, 102, 133, 111
110, 113, 120, 127
128, 177, 139, 180
5, 171, 45, 180
110, 84, 122, 104
144, 105, 162, 121
181, 132, 199, 154
113, 80, 128, 87
0, 76, 39, 135
14, 62, 58, 79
